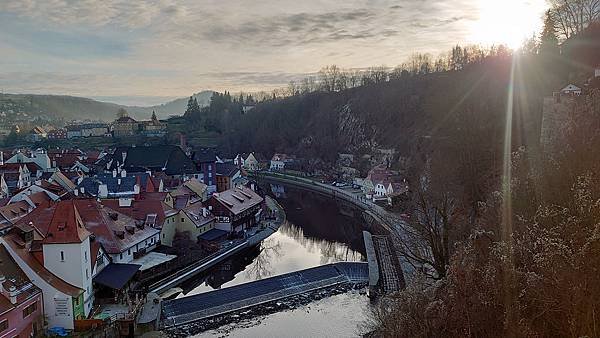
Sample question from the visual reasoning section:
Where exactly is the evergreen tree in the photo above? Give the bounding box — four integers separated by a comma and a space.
540, 10, 559, 55
185, 96, 195, 115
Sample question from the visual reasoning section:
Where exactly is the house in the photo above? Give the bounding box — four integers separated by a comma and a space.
173, 202, 216, 243
233, 153, 247, 168
47, 129, 67, 140
0, 200, 35, 235
101, 192, 178, 247
73, 199, 160, 264
216, 163, 241, 192
1, 228, 86, 330
0, 163, 32, 193
3, 201, 97, 328
362, 165, 408, 205
27, 127, 47, 142
6, 149, 52, 172
107, 145, 198, 179
65, 125, 83, 139
170, 178, 208, 204
47, 171, 77, 193
141, 111, 167, 137
269, 153, 295, 171
8, 190, 55, 207
47, 149, 84, 171
242, 153, 261, 171
80, 123, 109, 137
0, 243, 44, 338
112, 114, 138, 137
208, 185, 263, 235
192, 148, 217, 193
77, 170, 139, 198
561, 84, 582, 96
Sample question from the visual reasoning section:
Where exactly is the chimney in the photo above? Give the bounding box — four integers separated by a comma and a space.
8, 285, 17, 304
121, 169, 127, 178
112, 169, 117, 178
117, 178, 121, 185
122, 151, 127, 163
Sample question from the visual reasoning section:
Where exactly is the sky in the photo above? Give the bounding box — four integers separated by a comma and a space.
0, 0, 549, 106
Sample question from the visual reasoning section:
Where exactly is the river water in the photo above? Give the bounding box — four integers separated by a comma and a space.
178, 183, 372, 337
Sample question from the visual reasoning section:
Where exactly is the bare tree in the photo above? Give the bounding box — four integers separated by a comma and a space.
396, 190, 460, 279
550, 0, 600, 39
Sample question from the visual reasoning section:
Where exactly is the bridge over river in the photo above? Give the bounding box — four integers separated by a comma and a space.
160, 262, 369, 329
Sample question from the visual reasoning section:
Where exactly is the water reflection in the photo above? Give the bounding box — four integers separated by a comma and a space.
180, 183, 366, 297
243, 238, 283, 280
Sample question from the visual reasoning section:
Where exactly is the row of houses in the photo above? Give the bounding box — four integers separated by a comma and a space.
0, 144, 267, 335
23, 111, 167, 142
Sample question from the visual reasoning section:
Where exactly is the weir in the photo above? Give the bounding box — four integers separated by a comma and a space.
160, 262, 369, 329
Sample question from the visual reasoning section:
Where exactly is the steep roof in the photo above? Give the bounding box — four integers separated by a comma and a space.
44, 201, 91, 244
73, 200, 159, 254
78, 174, 137, 196
110, 146, 197, 175
216, 162, 240, 177
1, 235, 82, 297
101, 198, 172, 229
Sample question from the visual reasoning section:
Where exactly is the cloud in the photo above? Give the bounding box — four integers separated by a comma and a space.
0, 0, 545, 102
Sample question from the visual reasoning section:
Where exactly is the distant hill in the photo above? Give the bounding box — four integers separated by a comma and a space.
126, 91, 215, 119
0, 90, 215, 122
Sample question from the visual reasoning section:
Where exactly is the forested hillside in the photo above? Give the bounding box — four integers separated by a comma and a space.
0, 90, 214, 122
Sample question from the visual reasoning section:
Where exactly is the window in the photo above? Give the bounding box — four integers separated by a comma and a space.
162, 234, 165, 239
60, 251, 65, 261
23, 302, 37, 318
0, 319, 7, 332
84, 251, 88, 262
86, 269, 89, 279
119, 253, 123, 260
181, 218, 184, 222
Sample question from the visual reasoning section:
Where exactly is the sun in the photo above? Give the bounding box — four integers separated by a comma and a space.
469, 0, 548, 49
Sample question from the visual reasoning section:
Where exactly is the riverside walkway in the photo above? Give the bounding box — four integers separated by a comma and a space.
160, 262, 368, 328
148, 196, 285, 295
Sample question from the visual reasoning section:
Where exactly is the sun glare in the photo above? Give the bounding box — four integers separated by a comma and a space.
469, 0, 548, 49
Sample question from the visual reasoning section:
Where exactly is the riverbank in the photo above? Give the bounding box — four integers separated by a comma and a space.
251, 171, 406, 232
251, 171, 409, 279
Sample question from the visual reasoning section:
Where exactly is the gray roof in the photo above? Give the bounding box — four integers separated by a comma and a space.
78, 174, 137, 196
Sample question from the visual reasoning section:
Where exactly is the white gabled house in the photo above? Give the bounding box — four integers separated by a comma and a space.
561, 84, 582, 96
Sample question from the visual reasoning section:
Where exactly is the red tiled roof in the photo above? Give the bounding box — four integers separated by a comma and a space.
25, 191, 53, 207
0, 201, 33, 226
44, 201, 91, 244
101, 198, 171, 229
14, 201, 91, 244
73, 200, 159, 254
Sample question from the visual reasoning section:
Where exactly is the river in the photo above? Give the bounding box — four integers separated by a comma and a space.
176, 183, 372, 337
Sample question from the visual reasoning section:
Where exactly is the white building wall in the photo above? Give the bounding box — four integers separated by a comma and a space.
42, 238, 93, 316
0, 238, 76, 330
108, 233, 160, 264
